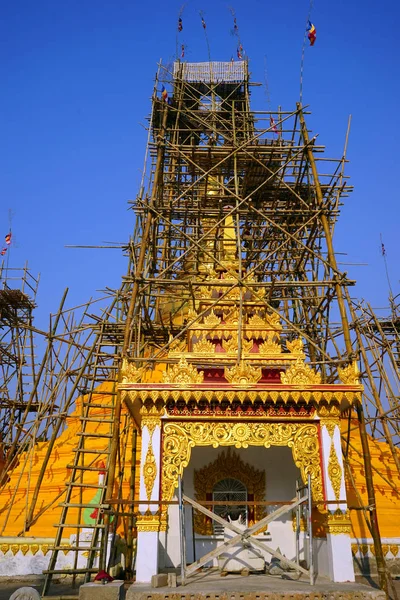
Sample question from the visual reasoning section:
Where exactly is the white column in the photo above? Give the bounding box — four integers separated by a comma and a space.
135, 407, 162, 583
320, 418, 355, 582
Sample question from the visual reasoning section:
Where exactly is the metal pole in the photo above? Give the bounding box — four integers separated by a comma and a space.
178, 475, 186, 586
307, 474, 314, 585
295, 479, 300, 566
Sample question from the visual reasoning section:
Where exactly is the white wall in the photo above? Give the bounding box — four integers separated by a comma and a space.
160, 445, 302, 569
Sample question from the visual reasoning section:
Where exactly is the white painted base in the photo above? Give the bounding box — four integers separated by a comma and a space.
327, 533, 355, 582
135, 531, 159, 583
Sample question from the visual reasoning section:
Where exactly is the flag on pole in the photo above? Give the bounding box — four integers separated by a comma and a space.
201, 17, 206, 29
237, 44, 243, 59
307, 21, 316, 46
233, 17, 238, 32
270, 116, 279, 135
1, 248, 7, 256
181, 44, 185, 58
178, 17, 183, 32
5, 232, 11, 245
381, 243, 386, 256
161, 85, 169, 103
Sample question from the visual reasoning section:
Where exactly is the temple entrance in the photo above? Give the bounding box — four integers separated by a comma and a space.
159, 443, 316, 576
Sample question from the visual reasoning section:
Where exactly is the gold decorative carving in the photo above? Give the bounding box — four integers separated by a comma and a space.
192, 337, 215, 355
10, 544, 19, 555
31, 544, 40, 556
390, 545, 399, 557
121, 358, 143, 384
224, 361, 262, 386
0, 544, 9, 554
222, 337, 238, 355
351, 544, 358, 555
317, 405, 340, 438
140, 405, 164, 435
144, 441, 157, 501
168, 337, 187, 356
193, 448, 266, 535
248, 314, 268, 328
223, 308, 239, 325
265, 312, 282, 330
280, 357, 321, 386
321, 420, 337, 438
41, 544, 50, 556
259, 339, 282, 355
203, 310, 221, 328
326, 509, 352, 535
136, 510, 162, 532
222, 337, 253, 355
162, 358, 204, 385
327, 442, 342, 501
286, 338, 304, 355
360, 544, 369, 556
370, 544, 376, 556
381, 544, 389, 557
162, 422, 323, 507
338, 361, 360, 385
20, 544, 30, 556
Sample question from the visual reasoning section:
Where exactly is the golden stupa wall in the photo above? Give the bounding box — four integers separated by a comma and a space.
0, 382, 140, 540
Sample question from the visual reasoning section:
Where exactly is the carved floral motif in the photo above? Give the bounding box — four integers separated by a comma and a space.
143, 441, 157, 501
224, 361, 262, 386
326, 509, 352, 535
338, 361, 360, 385
286, 338, 304, 355
280, 357, 321, 386
162, 422, 323, 506
193, 449, 266, 535
327, 442, 342, 502
162, 358, 204, 385
259, 339, 282, 355
203, 310, 221, 328
140, 405, 164, 435
121, 358, 143, 384
192, 337, 215, 355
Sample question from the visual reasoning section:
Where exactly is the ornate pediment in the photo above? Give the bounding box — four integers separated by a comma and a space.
224, 360, 262, 386
280, 356, 321, 386
192, 337, 215, 355
121, 358, 143, 384
338, 361, 360, 385
162, 357, 204, 385
248, 314, 267, 328
259, 339, 282, 355
203, 310, 221, 328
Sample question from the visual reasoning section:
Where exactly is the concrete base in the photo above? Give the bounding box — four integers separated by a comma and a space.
127, 570, 385, 600
79, 581, 125, 600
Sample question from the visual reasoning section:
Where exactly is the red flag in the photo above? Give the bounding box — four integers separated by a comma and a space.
5, 232, 11, 245
178, 17, 183, 32
307, 21, 316, 46
1, 248, 7, 256
270, 116, 279, 135
181, 44, 185, 58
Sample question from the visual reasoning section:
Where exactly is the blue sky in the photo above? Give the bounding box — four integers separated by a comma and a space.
1, 0, 399, 329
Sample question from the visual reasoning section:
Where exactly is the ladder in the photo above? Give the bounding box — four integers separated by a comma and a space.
42, 321, 125, 595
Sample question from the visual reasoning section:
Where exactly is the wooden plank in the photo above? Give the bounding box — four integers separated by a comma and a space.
183, 494, 308, 578
248, 537, 309, 576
